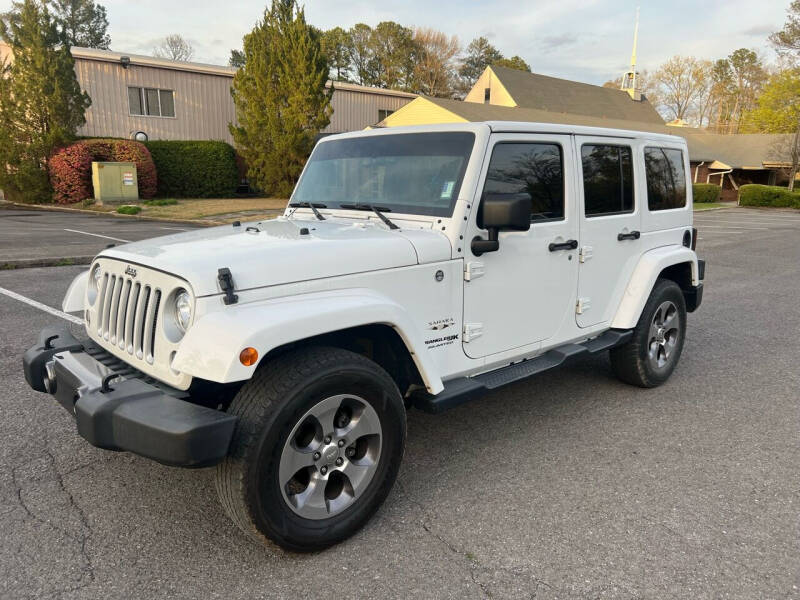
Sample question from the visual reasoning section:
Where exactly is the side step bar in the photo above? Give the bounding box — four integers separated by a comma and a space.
413, 329, 632, 414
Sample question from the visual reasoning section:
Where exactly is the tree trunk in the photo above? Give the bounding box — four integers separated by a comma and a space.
789, 125, 800, 192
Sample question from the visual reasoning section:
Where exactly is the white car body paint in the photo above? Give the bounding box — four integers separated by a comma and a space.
62, 122, 700, 392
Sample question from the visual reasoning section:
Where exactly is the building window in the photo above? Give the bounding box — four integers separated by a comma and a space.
128, 87, 175, 118
378, 109, 394, 122
482, 142, 565, 222
484, 87, 491, 103
581, 144, 634, 217
644, 147, 687, 211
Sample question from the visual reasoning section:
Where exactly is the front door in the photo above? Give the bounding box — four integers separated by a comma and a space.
462, 134, 579, 359
575, 136, 642, 328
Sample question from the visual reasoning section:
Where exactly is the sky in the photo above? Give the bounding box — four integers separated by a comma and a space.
5, 0, 793, 84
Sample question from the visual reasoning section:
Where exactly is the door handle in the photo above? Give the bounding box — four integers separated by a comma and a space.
548, 239, 578, 252
617, 231, 641, 241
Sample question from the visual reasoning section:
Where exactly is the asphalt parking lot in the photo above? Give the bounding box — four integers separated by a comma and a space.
1, 207, 799, 599
0, 207, 201, 266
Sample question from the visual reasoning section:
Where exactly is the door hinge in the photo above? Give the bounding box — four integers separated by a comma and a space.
464, 261, 485, 281
576, 297, 591, 315
463, 323, 483, 342
579, 246, 593, 263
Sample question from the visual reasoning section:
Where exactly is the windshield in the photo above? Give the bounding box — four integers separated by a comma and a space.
292, 132, 476, 217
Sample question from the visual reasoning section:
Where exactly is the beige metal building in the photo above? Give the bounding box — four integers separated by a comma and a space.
1, 43, 416, 143
69, 47, 417, 143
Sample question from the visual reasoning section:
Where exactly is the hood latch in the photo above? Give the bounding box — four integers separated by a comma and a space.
217, 268, 239, 305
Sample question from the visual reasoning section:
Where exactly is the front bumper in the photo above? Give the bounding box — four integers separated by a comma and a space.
23, 327, 237, 468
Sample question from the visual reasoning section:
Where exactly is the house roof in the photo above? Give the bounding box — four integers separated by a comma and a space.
682, 133, 793, 168
398, 97, 792, 168
488, 65, 665, 124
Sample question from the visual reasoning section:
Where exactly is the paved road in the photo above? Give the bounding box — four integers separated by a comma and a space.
0, 207, 799, 599
0, 207, 201, 264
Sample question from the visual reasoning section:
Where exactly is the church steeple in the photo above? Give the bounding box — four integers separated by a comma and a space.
621, 7, 641, 101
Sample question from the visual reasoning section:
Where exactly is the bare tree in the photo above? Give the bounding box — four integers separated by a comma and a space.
412, 27, 460, 97
652, 56, 709, 122
153, 34, 194, 61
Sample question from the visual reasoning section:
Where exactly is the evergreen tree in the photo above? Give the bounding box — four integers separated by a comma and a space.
0, 0, 91, 203
230, 0, 332, 197
321, 26, 351, 81
48, 0, 110, 49
229, 49, 245, 68
459, 37, 503, 87
493, 55, 531, 72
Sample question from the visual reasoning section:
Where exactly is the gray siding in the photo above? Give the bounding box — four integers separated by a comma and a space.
324, 86, 414, 133
75, 59, 236, 143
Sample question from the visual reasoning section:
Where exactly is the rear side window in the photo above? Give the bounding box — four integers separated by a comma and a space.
581, 144, 634, 217
644, 147, 687, 211
482, 143, 564, 221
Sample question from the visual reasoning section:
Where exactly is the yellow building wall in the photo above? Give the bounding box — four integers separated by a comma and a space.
463, 67, 516, 107
380, 98, 467, 127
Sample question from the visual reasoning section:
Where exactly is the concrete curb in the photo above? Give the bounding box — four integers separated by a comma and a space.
0, 200, 221, 227
1, 256, 95, 270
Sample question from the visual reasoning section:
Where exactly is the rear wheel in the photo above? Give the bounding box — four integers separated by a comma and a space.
215, 346, 406, 552
610, 278, 687, 388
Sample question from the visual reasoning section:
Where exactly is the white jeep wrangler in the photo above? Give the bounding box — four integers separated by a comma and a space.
23, 122, 704, 551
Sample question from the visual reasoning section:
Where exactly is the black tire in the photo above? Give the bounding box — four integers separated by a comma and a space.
610, 278, 687, 388
215, 346, 406, 552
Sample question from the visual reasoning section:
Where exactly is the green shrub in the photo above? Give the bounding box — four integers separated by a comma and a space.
117, 205, 141, 215
692, 183, 721, 204
144, 198, 178, 206
144, 140, 239, 198
739, 184, 800, 208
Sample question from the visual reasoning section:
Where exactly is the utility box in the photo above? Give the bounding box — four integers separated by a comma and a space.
91, 162, 139, 204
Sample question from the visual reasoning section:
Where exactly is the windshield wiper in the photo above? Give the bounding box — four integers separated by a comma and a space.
340, 203, 399, 230
288, 201, 327, 220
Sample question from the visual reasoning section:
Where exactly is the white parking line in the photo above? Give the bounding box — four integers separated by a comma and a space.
0, 286, 82, 325
63, 228, 131, 243
159, 226, 188, 231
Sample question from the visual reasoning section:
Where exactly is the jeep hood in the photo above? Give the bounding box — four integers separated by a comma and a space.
99, 217, 452, 296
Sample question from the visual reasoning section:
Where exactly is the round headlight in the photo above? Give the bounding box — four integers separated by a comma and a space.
174, 290, 192, 333
88, 265, 102, 305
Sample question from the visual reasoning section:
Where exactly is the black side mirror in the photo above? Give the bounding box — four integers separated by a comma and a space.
472, 193, 531, 256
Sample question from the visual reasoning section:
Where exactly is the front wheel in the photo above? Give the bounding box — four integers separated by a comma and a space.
610, 278, 687, 388
215, 346, 406, 552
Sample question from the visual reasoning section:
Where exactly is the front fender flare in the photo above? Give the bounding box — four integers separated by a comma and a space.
62, 269, 89, 312
611, 246, 699, 329
172, 289, 445, 394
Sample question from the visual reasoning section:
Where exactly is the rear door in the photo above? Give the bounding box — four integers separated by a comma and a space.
575, 136, 642, 328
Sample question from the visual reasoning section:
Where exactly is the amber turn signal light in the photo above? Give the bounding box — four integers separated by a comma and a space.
239, 347, 258, 366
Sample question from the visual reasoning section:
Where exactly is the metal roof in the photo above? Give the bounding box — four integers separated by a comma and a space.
69, 47, 417, 99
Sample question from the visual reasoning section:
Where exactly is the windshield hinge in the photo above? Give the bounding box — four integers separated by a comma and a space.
217, 268, 239, 305
464, 261, 485, 281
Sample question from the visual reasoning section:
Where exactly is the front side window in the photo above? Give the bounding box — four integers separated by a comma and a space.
581, 144, 634, 217
481, 142, 564, 221
645, 147, 687, 211
292, 132, 475, 217
128, 87, 175, 117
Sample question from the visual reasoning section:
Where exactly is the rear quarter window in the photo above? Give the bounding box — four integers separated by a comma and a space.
644, 147, 687, 211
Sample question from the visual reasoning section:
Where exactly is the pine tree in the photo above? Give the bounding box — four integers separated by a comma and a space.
0, 0, 91, 203
230, 0, 332, 197
48, 0, 110, 49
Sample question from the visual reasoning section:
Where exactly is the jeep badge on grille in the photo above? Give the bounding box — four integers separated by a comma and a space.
125, 265, 137, 277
